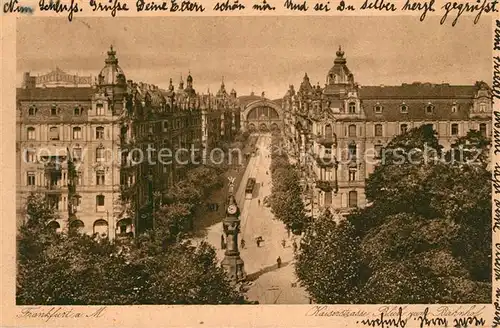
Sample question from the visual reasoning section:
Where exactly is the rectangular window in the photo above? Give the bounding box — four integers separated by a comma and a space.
348, 124, 356, 137
479, 123, 487, 136
96, 171, 105, 185
451, 123, 459, 136
26, 150, 36, 163
348, 169, 356, 181
27, 127, 36, 140
96, 195, 105, 211
73, 127, 82, 140
348, 191, 358, 208
96, 104, 104, 116
374, 145, 383, 159
96, 147, 104, 162
27, 172, 36, 186
324, 191, 332, 205
73, 148, 82, 161
374, 124, 383, 137
49, 127, 59, 140
51, 106, 57, 116
96, 127, 105, 139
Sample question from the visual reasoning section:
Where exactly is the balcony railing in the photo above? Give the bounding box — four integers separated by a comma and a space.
316, 134, 336, 147
315, 180, 338, 193
314, 154, 338, 167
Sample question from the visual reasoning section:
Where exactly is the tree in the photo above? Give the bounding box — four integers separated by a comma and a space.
295, 212, 363, 303
154, 202, 193, 243
17, 193, 246, 305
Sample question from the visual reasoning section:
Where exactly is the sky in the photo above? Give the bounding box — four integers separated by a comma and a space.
17, 17, 492, 99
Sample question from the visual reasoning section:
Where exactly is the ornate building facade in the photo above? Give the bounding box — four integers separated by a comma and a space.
16, 46, 241, 239
282, 47, 492, 218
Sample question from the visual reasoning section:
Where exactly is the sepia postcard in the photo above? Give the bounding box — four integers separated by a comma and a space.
1, 2, 499, 327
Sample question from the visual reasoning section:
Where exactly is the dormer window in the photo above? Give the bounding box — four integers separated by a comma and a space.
51, 104, 57, 116
74, 106, 81, 116
28, 106, 36, 116
374, 104, 383, 114
348, 102, 356, 114
451, 103, 458, 113
426, 103, 434, 114
400, 104, 408, 113
479, 103, 486, 112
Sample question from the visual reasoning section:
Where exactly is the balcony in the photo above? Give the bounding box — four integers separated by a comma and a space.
315, 180, 337, 193
316, 134, 336, 147
314, 154, 338, 168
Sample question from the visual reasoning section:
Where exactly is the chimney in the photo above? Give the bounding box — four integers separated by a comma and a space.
23, 72, 36, 89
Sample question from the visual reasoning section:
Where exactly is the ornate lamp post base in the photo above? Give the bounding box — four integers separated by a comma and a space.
221, 255, 246, 284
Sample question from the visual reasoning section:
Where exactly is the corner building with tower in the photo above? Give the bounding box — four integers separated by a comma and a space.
282, 47, 492, 218
16, 46, 241, 239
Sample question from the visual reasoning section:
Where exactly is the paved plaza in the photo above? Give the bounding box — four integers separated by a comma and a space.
197, 134, 309, 304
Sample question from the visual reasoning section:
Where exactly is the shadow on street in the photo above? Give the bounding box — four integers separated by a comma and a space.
246, 260, 291, 282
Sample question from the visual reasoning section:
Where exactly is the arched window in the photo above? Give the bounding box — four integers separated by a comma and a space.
27, 127, 36, 140
348, 102, 356, 114
93, 219, 108, 237
374, 124, 383, 137
49, 127, 59, 140
348, 124, 356, 137
96, 126, 104, 139
47, 220, 60, 232
70, 219, 84, 232
348, 190, 358, 208
73, 127, 82, 140
400, 124, 408, 134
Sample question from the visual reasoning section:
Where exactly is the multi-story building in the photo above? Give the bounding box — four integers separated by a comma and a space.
282, 47, 492, 218
16, 46, 241, 239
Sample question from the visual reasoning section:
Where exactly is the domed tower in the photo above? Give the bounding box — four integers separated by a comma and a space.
97, 45, 127, 113
326, 46, 353, 85
184, 72, 196, 97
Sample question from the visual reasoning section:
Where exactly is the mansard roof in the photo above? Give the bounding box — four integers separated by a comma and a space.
362, 100, 472, 121
359, 83, 477, 100
17, 87, 94, 101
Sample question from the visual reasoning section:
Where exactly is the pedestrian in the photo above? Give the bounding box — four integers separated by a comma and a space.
281, 239, 286, 248
258, 199, 261, 206
221, 234, 225, 250
277, 256, 282, 268
293, 240, 298, 252
241, 239, 246, 249
287, 227, 291, 238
